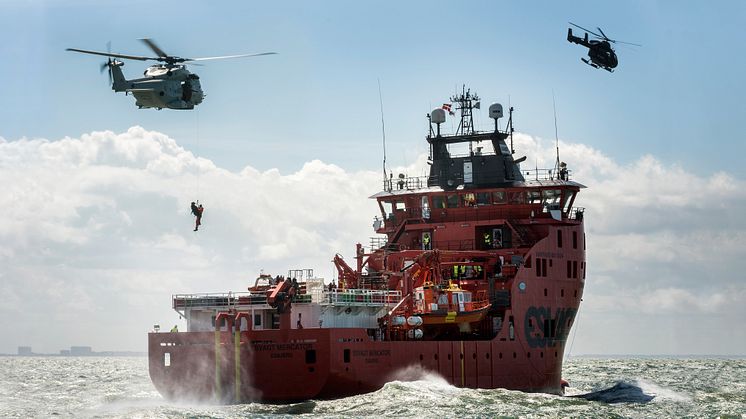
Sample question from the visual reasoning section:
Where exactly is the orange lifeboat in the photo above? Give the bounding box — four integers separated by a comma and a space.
413, 282, 490, 325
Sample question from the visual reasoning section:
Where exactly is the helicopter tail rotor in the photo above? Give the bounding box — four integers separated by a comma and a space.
100, 42, 113, 85
100, 59, 114, 85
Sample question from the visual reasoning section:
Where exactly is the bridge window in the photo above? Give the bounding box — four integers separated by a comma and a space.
543, 189, 562, 206
381, 201, 394, 218
433, 196, 446, 209
493, 191, 506, 204
476, 192, 491, 206
462, 193, 476, 207
508, 191, 524, 204
447, 194, 459, 208
562, 191, 576, 212
527, 190, 542, 204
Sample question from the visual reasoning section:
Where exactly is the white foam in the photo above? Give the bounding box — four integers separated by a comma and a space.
636, 378, 692, 402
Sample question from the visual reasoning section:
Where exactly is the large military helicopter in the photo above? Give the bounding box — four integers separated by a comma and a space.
67, 39, 276, 110
566, 22, 640, 72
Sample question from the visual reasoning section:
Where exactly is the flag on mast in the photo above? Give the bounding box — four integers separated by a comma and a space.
442, 103, 454, 115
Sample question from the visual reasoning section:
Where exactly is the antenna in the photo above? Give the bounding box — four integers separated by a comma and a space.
552, 91, 561, 178
508, 95, 515, 154
378, 79, 388, 190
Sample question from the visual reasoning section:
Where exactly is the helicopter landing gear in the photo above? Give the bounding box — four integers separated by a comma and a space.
581, 58, 613, 72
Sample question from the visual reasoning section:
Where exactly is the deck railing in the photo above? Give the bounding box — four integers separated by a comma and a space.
326, 289, 402, 306
381, 169, 574, 191
172, 292, 259, 310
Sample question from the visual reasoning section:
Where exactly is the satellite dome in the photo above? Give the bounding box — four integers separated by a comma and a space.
431, 108, 446, 124
489, 103, 504, 119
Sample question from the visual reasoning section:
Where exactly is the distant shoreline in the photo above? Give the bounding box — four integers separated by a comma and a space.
2, 353, 743, 359
567, 354, 746, 359
0, 352, 146, 357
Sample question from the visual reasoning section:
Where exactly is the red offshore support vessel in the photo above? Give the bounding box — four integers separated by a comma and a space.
148, 87, 587, 403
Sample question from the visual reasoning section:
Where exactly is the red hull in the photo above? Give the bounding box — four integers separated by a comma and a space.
149, 234, 584, 403
149, 329, 567, 403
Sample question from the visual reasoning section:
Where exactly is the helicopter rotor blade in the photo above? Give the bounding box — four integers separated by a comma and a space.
66, 47, 154, 61
597, 27, 610, 40
185, 52, 277, 62
594, 27, 643, 46
139, 38, 169, 58
568, 22, 602, 38
613, 40, 643, 47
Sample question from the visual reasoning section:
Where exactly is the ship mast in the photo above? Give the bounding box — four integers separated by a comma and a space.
451, 85, 480, 154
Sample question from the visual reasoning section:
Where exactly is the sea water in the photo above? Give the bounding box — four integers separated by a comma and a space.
0, 356, 743, 418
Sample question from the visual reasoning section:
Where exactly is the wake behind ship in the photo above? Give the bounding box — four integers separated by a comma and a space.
148, 87, 587, 403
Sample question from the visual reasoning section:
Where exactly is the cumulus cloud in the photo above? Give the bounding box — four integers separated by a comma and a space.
1, 127, 744, 354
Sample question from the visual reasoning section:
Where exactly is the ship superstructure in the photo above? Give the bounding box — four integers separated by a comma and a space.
148, 87, 587, 402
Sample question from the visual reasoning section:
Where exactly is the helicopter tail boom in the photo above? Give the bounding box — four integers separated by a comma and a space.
567, 28, 590, 47
107, 60, 128, 92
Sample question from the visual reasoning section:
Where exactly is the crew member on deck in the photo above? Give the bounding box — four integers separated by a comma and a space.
191, 202, 204, 231
170, 325, 179, 333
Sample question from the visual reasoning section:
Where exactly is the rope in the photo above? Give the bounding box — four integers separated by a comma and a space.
195, 106, 201, 199
566, 307, 581, 360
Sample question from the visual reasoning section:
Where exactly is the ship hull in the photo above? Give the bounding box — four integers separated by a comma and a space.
149, 318, 572, 402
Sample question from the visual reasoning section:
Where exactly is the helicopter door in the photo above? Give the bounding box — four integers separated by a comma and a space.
181, 81, 193, 101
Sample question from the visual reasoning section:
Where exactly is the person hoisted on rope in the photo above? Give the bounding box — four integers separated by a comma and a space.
191, 201, 204, 231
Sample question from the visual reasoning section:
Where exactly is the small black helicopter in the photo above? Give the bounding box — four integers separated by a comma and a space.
567, 22, 641, 72
67, 39, 276, 110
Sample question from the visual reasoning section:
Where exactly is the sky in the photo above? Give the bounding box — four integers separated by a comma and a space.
0, 0, 745, 355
